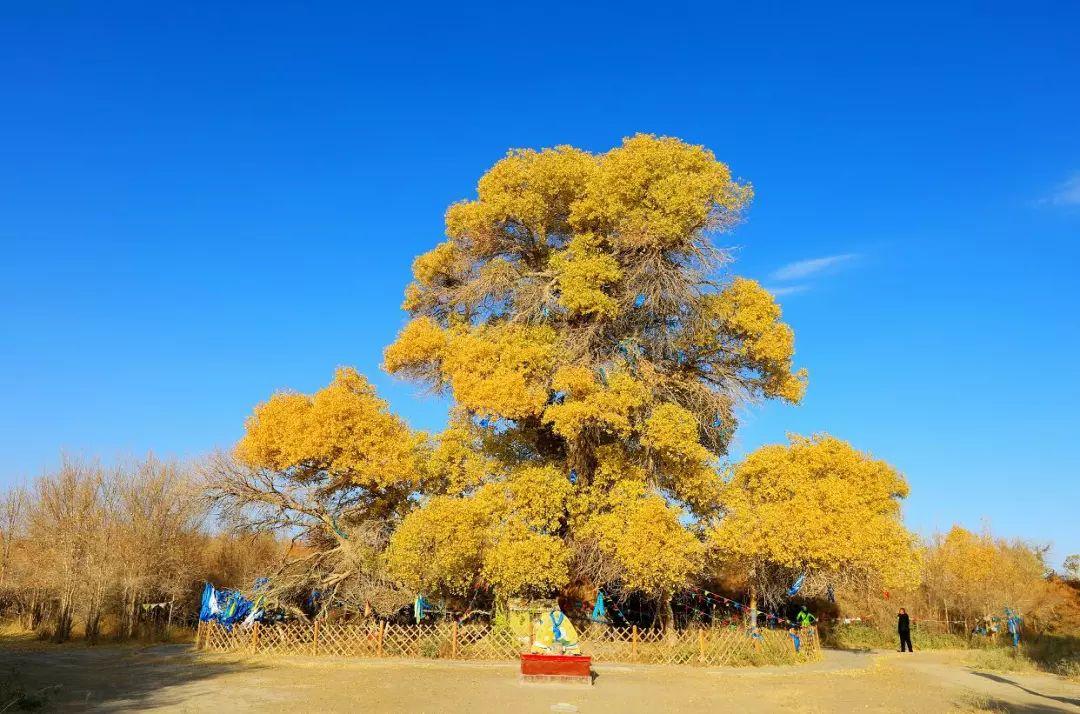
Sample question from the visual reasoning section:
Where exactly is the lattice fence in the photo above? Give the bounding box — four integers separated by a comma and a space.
197, 620, 819, 667
576, 623, 819, 666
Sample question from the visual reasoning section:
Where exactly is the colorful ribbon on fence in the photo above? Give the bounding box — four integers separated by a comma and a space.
685, 585, 798, 627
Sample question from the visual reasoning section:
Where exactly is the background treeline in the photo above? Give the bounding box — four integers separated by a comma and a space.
1, 455, 1077, 648
825, 526, 1080, 637
0, 456, 281, 643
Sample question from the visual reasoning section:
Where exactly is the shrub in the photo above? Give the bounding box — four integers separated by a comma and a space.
1024, 633, 1080, 680
966, 634, 1080, 680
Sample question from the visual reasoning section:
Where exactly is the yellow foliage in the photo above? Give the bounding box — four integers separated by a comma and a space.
710, 434, 918, 589
482, 525, 571, 597
235, 367, 426, 490
643, 403, 710, 464
922, 526, 1052, 620
570, 134, 752, 251
592, 444, 649, 492
445, 145, 596, 253
441, 324, 559, 420
470, 465, 574, 597
382, 316, 447, 377
705, 278, 807, 403
499, 465, 572, 531
386, 496, 488, 596
642, 403, 724, 514
543, 368, 651, 440
427, 416, 498, 495
412, 240, 466, 286
400, 241, 473, 313
566, 445, 649, 531
386, 321, 558, 420
550, 365, 599, 398
387, 466, 574, 599
401, 283, 424, 313
550, 233, 622, 318
931, 527, 999, 594
585, 497, 704, 595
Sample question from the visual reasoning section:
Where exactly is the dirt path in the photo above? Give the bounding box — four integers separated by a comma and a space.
886, 650, 1080, 712
1, 644, 1077, 712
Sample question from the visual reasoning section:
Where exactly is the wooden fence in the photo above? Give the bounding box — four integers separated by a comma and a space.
196, 620, 820, 667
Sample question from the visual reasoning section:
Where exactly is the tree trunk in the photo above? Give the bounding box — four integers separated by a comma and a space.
748, 581, 758, 627
118, 587, 131, 639
53, 594, 74, 644
32, 594, 45, 630
22, 591, 38, 630
86, 606, 101, 645
659, 591, 675, 636
117, 588, 134, 640
128, 591, 140, 640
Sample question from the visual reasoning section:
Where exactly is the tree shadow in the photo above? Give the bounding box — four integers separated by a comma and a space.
963, 695, 1076, 714
970, 671, 1080, 708
0, 643, 261, 711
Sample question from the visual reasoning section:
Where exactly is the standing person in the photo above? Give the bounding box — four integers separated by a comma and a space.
897, 608, 913, 652
795, 606, 818, 647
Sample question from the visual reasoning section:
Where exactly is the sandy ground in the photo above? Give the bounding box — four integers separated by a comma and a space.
1, 643, 1078, 713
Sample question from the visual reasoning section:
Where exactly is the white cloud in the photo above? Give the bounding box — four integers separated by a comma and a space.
769, 253, 858, 282
766, 284, 809, 297
1042, 173, 1080, 207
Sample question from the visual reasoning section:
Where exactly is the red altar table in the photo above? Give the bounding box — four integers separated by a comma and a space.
519, 653, 592, 684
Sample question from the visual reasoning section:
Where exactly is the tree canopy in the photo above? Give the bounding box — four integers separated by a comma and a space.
381, 134, 806, 607
921, 526, 1054, 622
209, 367, 428, 616
709, 434, 919, 607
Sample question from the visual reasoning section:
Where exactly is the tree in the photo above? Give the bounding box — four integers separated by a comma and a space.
8, 456, 211, 642
708, 434, 919, 613
922, 526, 1059, 628
110, 457, 206, 639
1064, 554, 1080, 583
206, 367, 427, 617
382, 134, 807, 623
24, 460, 112, 642
0, 487, 28, 623
0, 487, 26, 590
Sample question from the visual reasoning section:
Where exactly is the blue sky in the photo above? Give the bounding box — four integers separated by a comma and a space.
2, 2, 1077, 565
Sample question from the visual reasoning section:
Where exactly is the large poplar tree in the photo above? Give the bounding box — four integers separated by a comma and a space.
382, 134, 807, 622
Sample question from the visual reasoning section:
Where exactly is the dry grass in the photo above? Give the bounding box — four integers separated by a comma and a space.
826, 622, 972, 651
967, 647, 1039, 675
967, 635, 1080, 682
954, 693, 1011, 713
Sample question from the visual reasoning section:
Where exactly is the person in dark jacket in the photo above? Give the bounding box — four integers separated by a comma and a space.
897, 608, 913, 652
